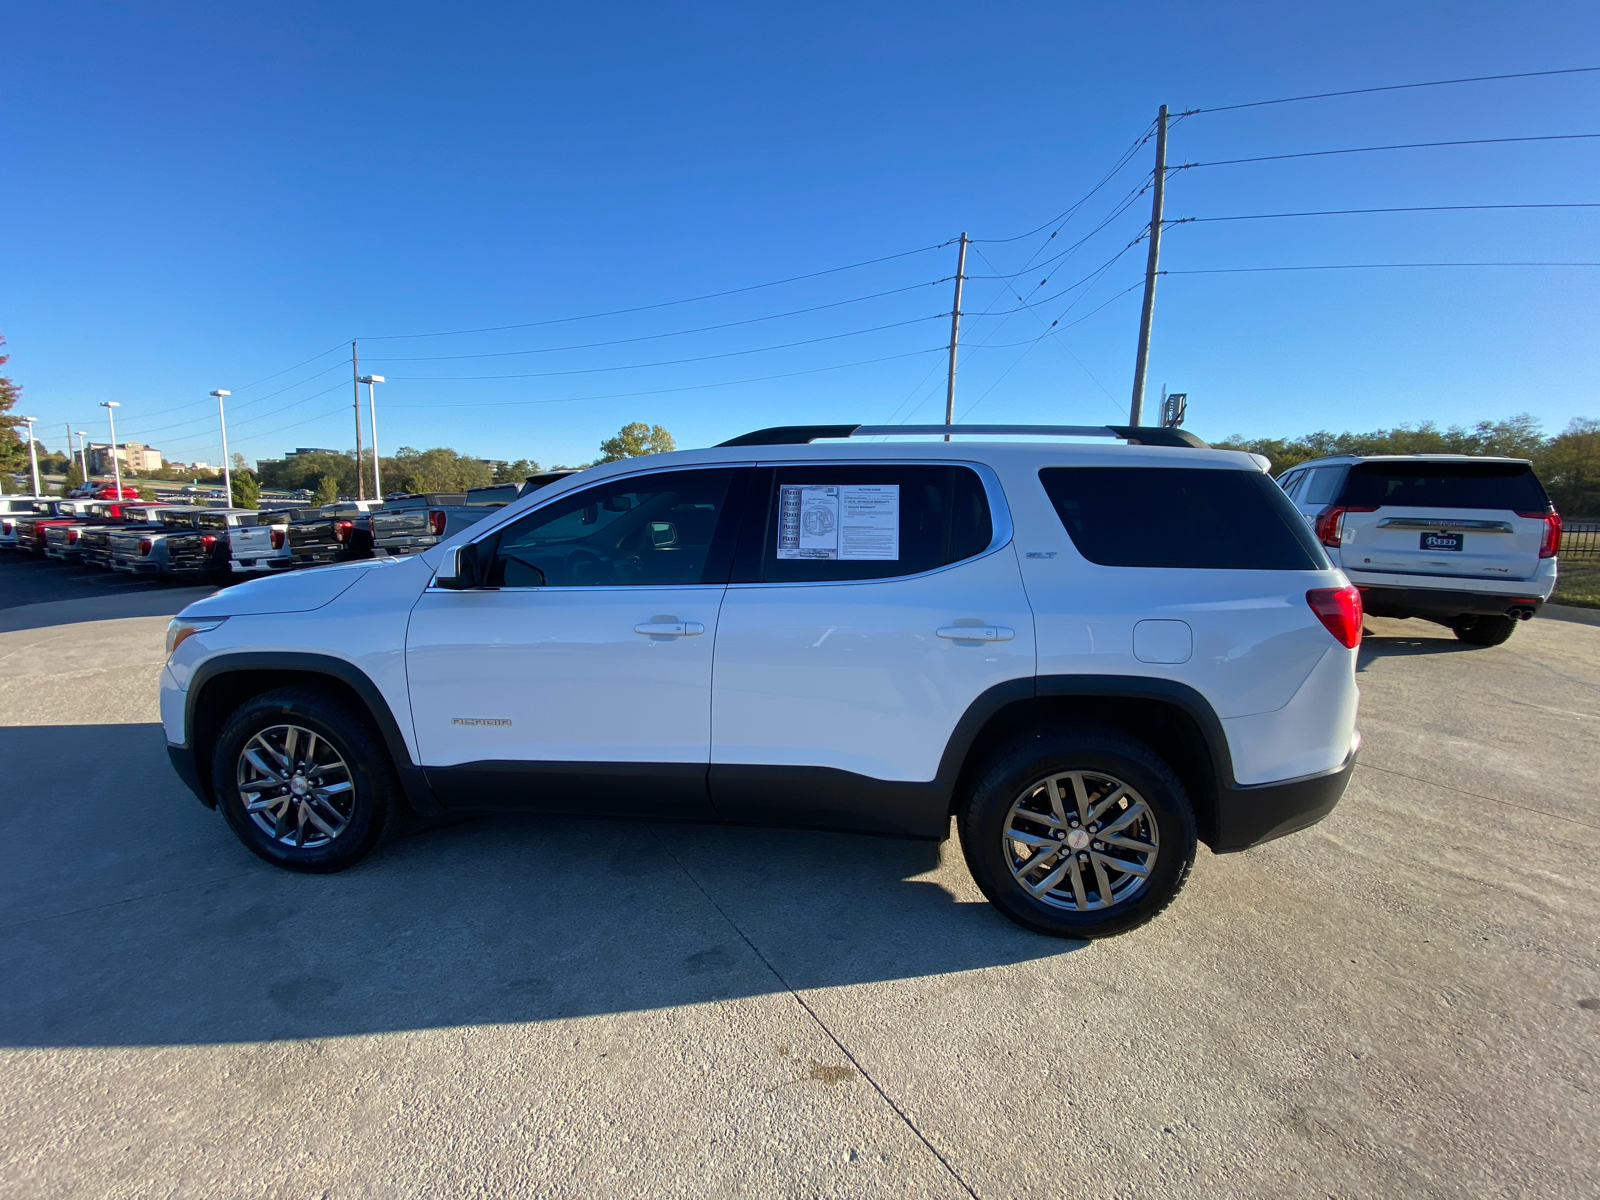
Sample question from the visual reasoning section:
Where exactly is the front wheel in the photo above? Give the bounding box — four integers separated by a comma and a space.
211, 686, 400, 872
958, 727, 1197, 939
1451, 614, 1517, 646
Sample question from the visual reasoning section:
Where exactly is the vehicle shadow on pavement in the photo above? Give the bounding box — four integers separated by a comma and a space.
0, 723, 1074, 1049
1357, 631, 1478, 671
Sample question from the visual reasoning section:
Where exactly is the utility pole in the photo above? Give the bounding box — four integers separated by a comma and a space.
1129, 104, 1169, 427
22, 417, 41, 495
211, 390, 233, 503
351, 340, 365, 501
944, 232, 969, 441
64, 424, 75, 486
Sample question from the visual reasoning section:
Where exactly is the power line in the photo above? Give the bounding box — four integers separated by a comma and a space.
118, 361, 351, 439
1183, 65, 1600, 116
1179, 132, 1600, 170
380, 347, 946, 409
970, 122, 1156, 244
156, 381, 350, 450
358, 242, 954, 341
364, 280, 949, 363
1162, 262, 1600, 275
380, 315, 944, 381
1172, 202, 1600, 224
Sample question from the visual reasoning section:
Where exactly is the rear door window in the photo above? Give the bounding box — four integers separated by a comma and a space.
1039, 466, 1327, 570
741, 464, 994, 583
1340, 461, 1550, 510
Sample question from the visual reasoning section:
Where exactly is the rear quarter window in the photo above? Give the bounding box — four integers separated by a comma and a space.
1340, 461, 1550, 510
1039, 466, 1328, 570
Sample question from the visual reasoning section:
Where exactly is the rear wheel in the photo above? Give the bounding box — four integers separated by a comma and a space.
1451, 614, 1517, 646
958, 727, 1197, 939
211, 686, 400, 872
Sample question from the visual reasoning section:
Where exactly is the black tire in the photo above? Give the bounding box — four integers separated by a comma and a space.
211, 685, 400, 873
957, 726, 1197, 939
1451, 614, 1518, 646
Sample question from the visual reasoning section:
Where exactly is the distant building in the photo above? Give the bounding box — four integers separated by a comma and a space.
285, 447, 343, 459
88, 441, 164, 474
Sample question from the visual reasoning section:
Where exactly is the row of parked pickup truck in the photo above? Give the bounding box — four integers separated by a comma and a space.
0, 473, 571, 581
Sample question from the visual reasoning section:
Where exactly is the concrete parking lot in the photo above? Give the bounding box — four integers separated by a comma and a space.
1, 558, 1597, 1198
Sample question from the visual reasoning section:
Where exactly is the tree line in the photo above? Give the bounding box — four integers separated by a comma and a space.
1217, 415, 1600, 518
252, 423, 676, 501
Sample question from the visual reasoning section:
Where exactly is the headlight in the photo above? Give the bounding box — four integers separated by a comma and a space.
165, 617, 226, 657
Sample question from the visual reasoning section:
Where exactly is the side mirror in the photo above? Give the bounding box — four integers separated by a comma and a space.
648, 521, 677, 548
434, 543, 481, 589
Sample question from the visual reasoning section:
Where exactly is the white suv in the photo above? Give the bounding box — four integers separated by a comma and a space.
162, 424, 1362, 938
1276, 454, 1560, 646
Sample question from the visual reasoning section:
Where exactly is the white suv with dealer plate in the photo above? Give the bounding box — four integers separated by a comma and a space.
162, 424, 1362, 938
1276, 454, 1560, 646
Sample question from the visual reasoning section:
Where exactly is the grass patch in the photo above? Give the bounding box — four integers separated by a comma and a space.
1554, 557, 1600, 609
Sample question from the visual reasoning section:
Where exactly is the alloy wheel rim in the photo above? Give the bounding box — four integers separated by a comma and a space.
237, 723, 355, 849
1003, 769, 1159, 912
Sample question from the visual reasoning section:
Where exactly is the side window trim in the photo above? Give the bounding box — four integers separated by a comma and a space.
727, 459, 1013, 588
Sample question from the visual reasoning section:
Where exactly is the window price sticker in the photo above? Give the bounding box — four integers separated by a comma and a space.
777, 484, 899, 560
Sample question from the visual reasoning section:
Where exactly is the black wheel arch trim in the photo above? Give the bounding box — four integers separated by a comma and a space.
172, 650, 441, 817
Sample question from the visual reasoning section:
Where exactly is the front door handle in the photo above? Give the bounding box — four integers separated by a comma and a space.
936, 625, 1015, 642
634, 621, 705, 637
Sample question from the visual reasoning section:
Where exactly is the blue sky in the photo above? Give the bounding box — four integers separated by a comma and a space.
3, 1, 1596, 470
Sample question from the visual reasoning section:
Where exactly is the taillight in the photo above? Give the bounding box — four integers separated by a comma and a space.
67, 529, 79, 543
335, 520, 354, 543
201, 534, 217, 551
270, 527, 286, 550
429, 510, 447, 536
1517, 510, 1561, 558
1307, 585, 1363, 649
1312, 505, 1378, 548
2, 521, 12, 535
138, 538, 153, 556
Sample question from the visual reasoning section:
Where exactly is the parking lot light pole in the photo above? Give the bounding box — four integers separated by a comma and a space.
76, 431, 89, 483
100, 402, 123, 496
21, 416, 41, 495
211, 390, 232, 503
357, 375, 384, 499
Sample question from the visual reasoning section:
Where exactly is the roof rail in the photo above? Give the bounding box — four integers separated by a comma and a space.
716, 424, 1209, 449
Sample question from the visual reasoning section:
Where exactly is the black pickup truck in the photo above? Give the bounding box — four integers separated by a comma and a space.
287, 501, 384, 565
164, 509, 264, 579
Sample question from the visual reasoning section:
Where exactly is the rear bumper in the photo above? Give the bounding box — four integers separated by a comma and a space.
1211, 747, 1356, 852
1357, 584, 1544, 622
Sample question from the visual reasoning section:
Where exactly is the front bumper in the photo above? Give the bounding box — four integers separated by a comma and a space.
1211, 746, 1356, 852
1357, 585, 1545, 622
166, 743, 212, 807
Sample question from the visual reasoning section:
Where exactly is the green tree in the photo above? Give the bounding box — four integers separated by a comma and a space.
598, 422, 675, 463
384, 446, 495, 493
312, 474, 341, 505
1536, 418, 1600, 518
493, 457, 543, 484
65, 458, 85, 491
231, 470, 261, 509
0, 334, 24, 480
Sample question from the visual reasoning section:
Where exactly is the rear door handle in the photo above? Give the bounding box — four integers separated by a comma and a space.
634, 621, 705, 637
936, 625, 1014, 642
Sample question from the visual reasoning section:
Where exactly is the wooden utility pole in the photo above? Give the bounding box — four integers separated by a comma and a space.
1129, 104, 1169, 427
351, 340, 365, 500
944, 232, 969, 441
